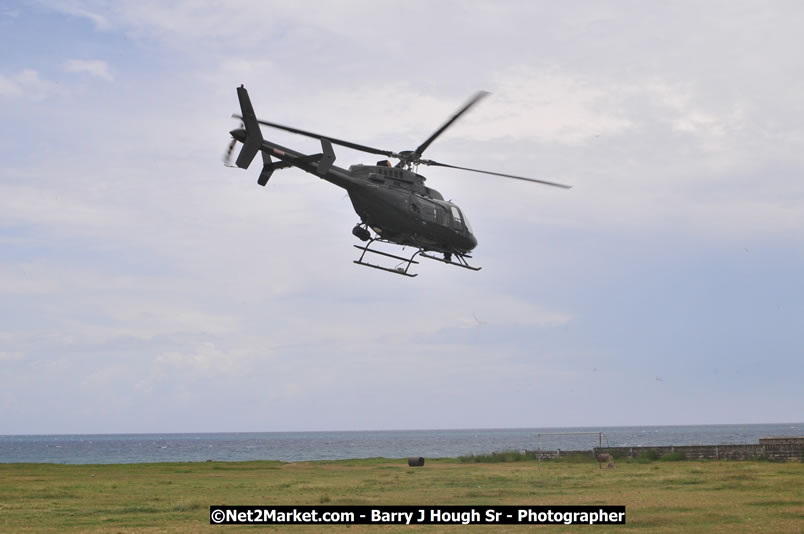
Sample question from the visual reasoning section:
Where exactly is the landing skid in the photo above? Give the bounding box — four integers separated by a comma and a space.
353, 238, 482, 276
353, 239, 421, 277
419, 251, 482, 271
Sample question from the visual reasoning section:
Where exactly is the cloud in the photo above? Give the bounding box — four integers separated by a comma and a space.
63, 59, 114, 81
3, 1, 804, 434
0, 184, 134, 229
36, 0, 111, 30
1, 6, 20, 18
0, 69, 60, 100
464, 69, 635, 145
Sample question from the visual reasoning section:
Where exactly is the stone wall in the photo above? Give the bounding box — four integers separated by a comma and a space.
759, 437, 804, 461
759, 437, 804, 445
523, 436, 803, 462
594, 444, 765, 461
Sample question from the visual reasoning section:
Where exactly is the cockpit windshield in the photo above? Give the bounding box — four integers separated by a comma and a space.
450, 205, 462, 224
461, 209, 473, 234
449, 205, 473, 233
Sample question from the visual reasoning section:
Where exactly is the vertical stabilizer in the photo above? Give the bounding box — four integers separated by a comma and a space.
235, 85, 264, 169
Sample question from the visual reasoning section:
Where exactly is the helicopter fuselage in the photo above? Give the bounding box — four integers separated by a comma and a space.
239, 133, 478, 255
226, 84, 567, 275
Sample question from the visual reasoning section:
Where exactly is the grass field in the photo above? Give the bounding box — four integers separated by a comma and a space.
1, 457, 802, 533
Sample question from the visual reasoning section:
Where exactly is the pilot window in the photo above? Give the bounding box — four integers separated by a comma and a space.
449, 205, 472, 232
461, 210, 473, 233
450, 205, 462, 224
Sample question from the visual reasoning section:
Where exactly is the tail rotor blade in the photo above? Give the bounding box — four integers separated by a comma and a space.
223, 120, 244, 167
223, 138, 237, 167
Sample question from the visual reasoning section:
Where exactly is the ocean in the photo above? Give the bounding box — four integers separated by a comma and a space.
1, 423, 801, 464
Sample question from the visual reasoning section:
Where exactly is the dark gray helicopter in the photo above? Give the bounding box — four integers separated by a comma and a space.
224, 85, 570, 277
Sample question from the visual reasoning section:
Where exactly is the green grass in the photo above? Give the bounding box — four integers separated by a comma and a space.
0, 459, 802, 533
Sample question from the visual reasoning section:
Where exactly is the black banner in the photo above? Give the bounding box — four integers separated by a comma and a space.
210, 505, 626, 525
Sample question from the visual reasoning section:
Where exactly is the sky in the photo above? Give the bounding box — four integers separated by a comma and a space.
1, 1, 803, 434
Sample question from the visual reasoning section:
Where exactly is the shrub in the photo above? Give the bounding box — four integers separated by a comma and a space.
458, 450, 530, 463
659, 451, 685, 462
637, 449, 660, 463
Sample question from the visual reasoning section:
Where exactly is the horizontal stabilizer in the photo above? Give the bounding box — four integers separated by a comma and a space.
258, 151, 273, 186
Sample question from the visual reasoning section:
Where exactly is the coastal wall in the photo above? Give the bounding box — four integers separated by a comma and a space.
758, 437, 804, 461
595, 444, 764, 461
524, 437, 804, 462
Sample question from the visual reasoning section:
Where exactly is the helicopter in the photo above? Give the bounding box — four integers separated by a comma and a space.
224, 85, 570, 277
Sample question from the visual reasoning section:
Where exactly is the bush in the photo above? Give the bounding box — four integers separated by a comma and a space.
457, 450, 530, 463
637, 449, 660, 463
659, 451, 685, 462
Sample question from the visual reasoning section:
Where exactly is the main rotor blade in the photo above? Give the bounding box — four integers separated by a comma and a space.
420, 160, 572, 189
414, 91, 489, 158
232, 114, 396, 158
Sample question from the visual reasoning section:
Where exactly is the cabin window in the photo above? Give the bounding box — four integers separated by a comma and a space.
422, 203, 437, 222
433, 205, 450, 226
411, 197, 438, 223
